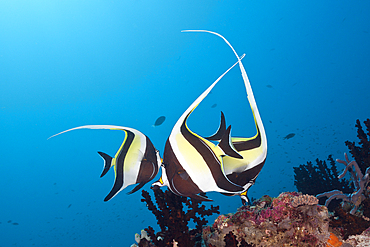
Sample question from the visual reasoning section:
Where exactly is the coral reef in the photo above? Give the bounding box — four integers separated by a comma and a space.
222, 231, 252, 247
132, 119, 370, 246
329, 206, 370, 240
138, 187, 220, 247
202, 192, 331, 247
131, 230, 152, 247
344, 226, 370, 247
293, 118, 370, 245
293, 155, 353, 198
317, 153, 370, 214
345, 119, 370, 176
294, 119, 370, 214
291, 194, 318, 207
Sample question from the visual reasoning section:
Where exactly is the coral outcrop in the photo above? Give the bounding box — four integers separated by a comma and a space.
202, 192, 330, 247
329, 206, 370, 240
344, 227, 370, 246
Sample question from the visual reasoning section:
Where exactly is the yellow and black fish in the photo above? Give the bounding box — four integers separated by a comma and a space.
49, 125, 162, 201
182, 30, 268, 204
153, 57, 245, 201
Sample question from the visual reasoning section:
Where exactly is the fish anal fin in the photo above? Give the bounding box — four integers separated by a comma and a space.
190, 193, 213, 202
218, 126, 243, 159
126, 182, 146, 195
98, 151, 113, 178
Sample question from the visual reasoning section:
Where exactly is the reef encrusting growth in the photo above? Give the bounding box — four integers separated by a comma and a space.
345, 226, 370, 246
202, 192, 330, 247
137, 187, 220, 247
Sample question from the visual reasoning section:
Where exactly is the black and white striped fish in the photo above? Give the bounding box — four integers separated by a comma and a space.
183, 30, 268, 204
49, 125, 161, 201
153, 57, 246, 201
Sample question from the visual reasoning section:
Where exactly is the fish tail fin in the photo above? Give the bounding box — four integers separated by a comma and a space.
97, 151, 113, 178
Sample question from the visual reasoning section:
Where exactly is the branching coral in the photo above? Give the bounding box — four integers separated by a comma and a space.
317, 153, 370, 214
202, 192, 330, 247
139, 187, 219, 247
345, 119, 370, 176
293, 118, 370, 243
294, 119, 370, 213
293, 155, 353, 197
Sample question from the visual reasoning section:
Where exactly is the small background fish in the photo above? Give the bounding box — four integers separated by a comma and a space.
153, 116, 166, 126
283, 133, 295, 140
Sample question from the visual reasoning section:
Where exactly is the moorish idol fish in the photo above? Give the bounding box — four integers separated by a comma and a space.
182, 30, 268, 204
49, 125, 162, 201
153, 56, 246, 201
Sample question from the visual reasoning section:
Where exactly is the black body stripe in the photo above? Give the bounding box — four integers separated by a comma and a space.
180, 114, 243, 193
163, 139, 204, 198
226, 159, 266, 187
233, 125, 262, 152
135, 136, 159, 183
104, 130, 135, 201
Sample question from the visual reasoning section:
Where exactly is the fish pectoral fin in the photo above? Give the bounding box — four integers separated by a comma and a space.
134, 150, 145, 162
178, 170, 190, 181
97, 151, 113, 178
205, 111, 227, 141
218, 126, 243, 159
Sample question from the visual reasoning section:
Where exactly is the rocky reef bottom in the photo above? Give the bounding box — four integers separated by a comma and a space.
202, 192, 370, 247
133, 192, 370, 247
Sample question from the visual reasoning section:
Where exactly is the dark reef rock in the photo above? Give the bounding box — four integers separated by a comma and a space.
330, 206, 370, 240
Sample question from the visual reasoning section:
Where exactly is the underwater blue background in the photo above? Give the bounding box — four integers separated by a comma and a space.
1, 1, 369, 246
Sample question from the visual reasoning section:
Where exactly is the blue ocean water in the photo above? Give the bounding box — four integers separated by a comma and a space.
1, 1, 369, 246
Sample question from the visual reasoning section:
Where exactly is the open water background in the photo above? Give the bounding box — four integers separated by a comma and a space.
1, 1, 369, 246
